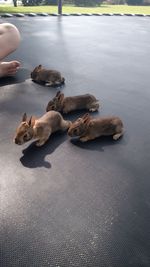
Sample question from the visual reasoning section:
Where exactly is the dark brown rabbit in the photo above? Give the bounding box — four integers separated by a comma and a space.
68, 113, 124, 142
31, 65, 65, 86
46, 91, 99, 113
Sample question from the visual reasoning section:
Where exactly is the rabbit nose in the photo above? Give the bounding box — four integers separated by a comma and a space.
67, 128, 72, 136
14, 138, 18, 144
14, 138, 21, 145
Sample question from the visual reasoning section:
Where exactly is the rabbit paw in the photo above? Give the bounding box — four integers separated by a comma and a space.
79, 136, 89, 142
45, 81, 53, 86
89, 108, 98, 112
113, 133, 122, 140
88, 102, 99, 112
36, 140, 45, 146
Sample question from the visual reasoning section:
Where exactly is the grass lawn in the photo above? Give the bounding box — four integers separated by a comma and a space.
0, 4, 150, 15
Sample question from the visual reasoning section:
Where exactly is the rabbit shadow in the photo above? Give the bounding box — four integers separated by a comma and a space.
70, 135, 126, 152
20, 131, 67, 169
31, 79, 66, 89
0, 68, 30, 87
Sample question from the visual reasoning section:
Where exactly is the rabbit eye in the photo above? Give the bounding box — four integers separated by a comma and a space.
23, 134, 28, 140
74, 129, 78, 135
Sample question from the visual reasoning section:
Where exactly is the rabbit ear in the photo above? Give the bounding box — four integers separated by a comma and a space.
82, 113, 91, 125
83, 117, 91, 125
35, 65, 42, 71
28, 116, 32, 126
58, 93, 64, 102
82, 113, 90, 120
56, 91, 61, 97
22, 113, 27, 122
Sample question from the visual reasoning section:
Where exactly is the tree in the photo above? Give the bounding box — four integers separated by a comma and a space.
126, 0, 143, 4
22, 0, 43, 5
74, 0, 101, 6
44, 0, 57, 4
13, 0, 17, 6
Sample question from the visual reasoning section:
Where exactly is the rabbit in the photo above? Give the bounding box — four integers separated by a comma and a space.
14, 111, 71, 147
46, 91, 99, 113
31, 65, 65, 86
68, 113, 124, 142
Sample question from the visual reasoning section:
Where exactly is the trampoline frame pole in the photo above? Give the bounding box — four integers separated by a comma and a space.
58, 0, 62, 15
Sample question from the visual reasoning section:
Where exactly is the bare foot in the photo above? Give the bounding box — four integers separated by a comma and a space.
0, 61, 20, 78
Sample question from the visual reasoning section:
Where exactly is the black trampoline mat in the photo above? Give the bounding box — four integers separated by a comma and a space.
0, 16, 150, 267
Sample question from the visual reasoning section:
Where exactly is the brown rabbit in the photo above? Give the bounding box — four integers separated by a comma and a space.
14, 111, 71, 146
46, 91, 99, 113
31, 65, 65, 86
68, 113, 124, 142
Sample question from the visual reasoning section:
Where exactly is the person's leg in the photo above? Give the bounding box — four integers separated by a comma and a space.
0, 23, 21, 78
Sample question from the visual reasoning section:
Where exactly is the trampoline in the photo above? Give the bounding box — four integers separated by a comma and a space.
0, 16, 150, 267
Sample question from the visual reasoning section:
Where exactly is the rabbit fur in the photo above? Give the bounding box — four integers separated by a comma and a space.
14, 111, 71, 146
68, 113, 124, 142
46, 91, 99, 113
31, 65, 65, 86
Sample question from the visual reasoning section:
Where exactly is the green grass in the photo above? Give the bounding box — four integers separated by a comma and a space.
0, 4, 150, 15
